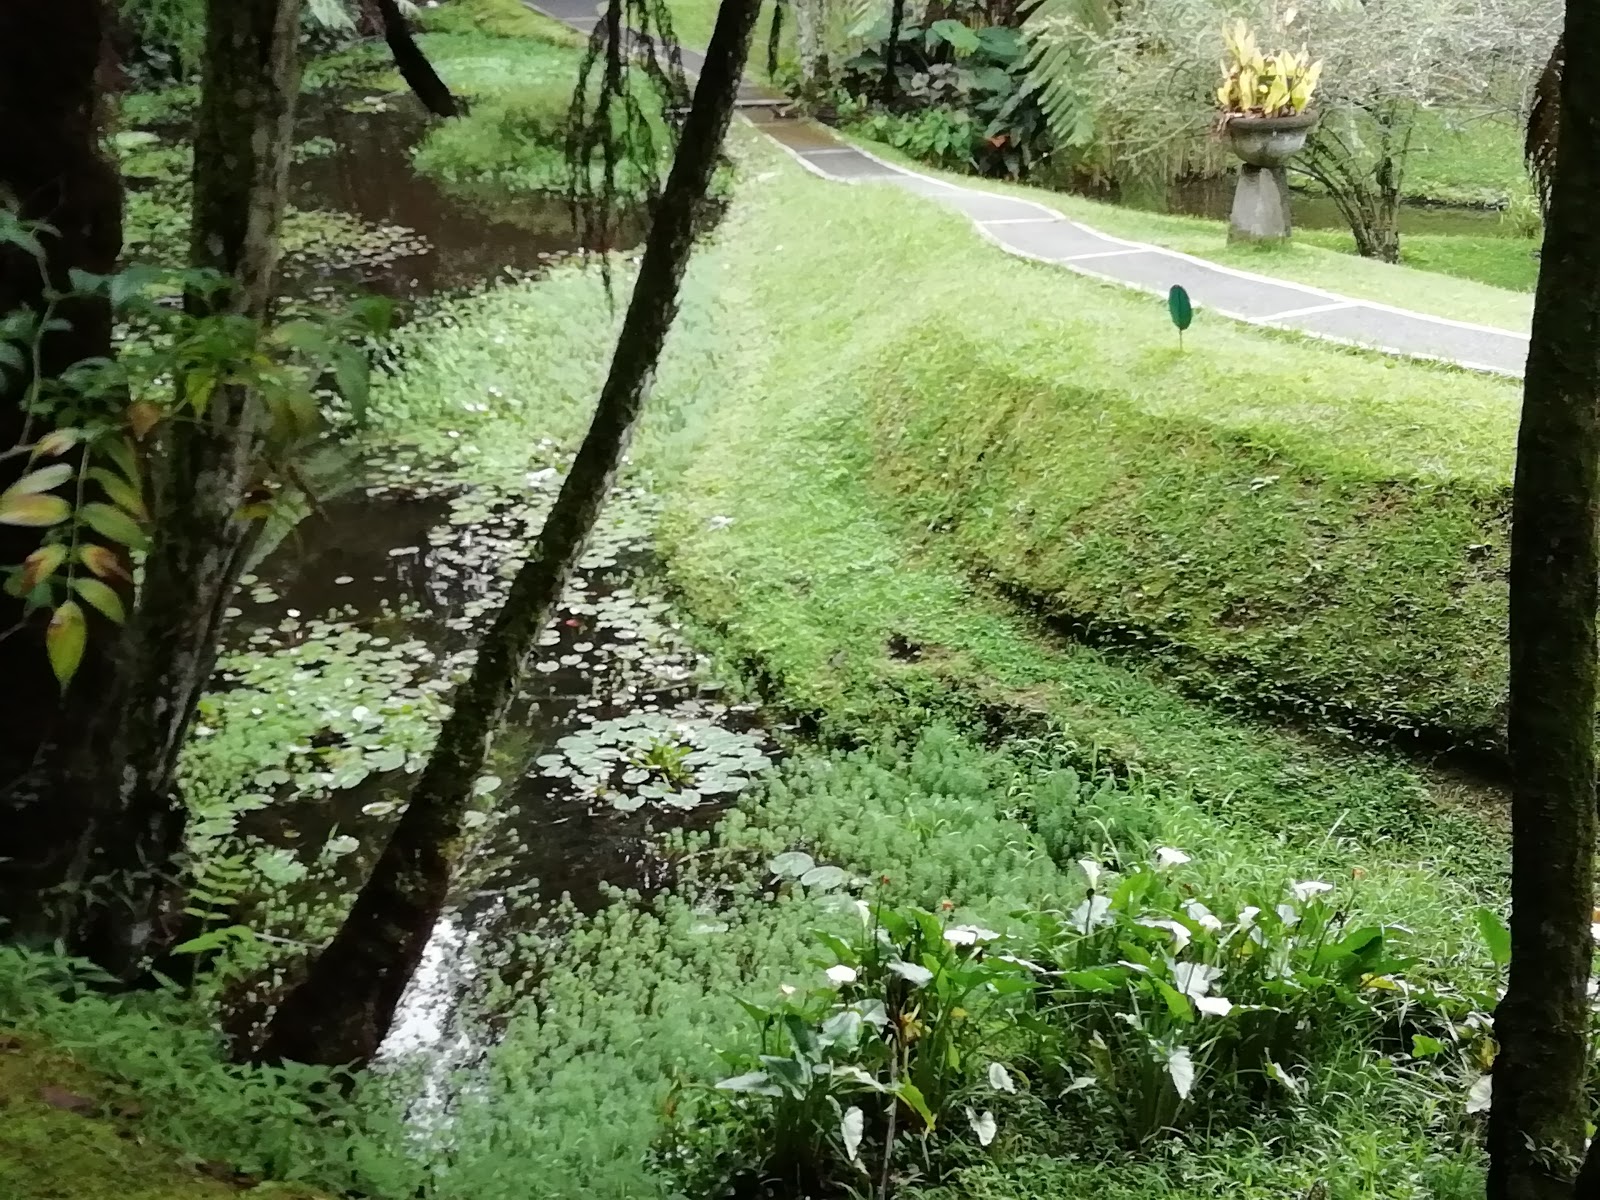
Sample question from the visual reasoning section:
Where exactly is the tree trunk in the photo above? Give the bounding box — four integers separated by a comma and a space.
257, 0, 764, 1068
72, 0, 305, 975
883, 0, 905, 103
1487, 5, 1600, 1197
373, 0, 459, 118
792, 0, 830, 104
0, 0, 125, 943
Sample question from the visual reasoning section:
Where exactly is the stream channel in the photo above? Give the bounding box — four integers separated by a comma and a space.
203, 85, 778, 1107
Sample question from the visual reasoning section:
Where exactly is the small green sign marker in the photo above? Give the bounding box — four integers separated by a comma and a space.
1168, 284, 1193, 349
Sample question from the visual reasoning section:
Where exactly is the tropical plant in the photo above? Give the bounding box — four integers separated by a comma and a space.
670, 896, 1036, 1195
840, 16, 1050, 177
1214, 20, 1321, 117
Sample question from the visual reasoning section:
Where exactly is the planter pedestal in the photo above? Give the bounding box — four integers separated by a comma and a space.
1221, 111, 1318, 246
1229, 164, 1294, 244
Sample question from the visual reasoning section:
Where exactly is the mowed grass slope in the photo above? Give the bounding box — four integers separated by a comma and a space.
674, 140, 1522, 749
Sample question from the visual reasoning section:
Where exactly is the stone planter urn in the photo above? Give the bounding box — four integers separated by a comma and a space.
1221, 110, 1318, 244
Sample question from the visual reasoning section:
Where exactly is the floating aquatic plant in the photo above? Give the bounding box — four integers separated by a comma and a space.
534, 712, 771, 812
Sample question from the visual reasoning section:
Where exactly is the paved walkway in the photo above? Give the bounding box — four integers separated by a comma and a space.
526, 0, 1531, 378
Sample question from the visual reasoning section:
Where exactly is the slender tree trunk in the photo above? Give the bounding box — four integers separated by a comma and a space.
1487, 5, 1600, 1197
883, 0, 906, 103
0, 0, 125, 942
257, 0, 764, 1067
72, 0, 305, 975
373, 0, 459, 118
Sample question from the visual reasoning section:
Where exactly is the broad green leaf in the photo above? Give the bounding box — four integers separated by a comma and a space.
88, 468, 147, 521
73, 577, 126, 624
800, 864, 849, 890
840, 1106, 865, 1162
1411, 1034, 1446, 1058
5, 464, 72, 496
80, 501, 148, 550
714, 1071, 780, 1096
0, 492, 71, 527
1153, 978, 1196, 1022
897, 1080, 937, 1130
769, 850, 815, 879
100, 436, 141, 486
1168, 284, 1194, 332
1475, 907, 1511, 967
47, 600, 86, 688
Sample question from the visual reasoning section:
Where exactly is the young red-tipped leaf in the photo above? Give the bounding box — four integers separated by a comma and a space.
30, 428, 81, 460
20, 544, 67, 594
47, 600, 87, 688
0, 492, 71, 527
78, 543, 133, 583
73, 577, 127, 624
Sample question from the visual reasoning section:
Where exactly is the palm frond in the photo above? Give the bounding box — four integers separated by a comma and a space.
1526, 33, 1561, 213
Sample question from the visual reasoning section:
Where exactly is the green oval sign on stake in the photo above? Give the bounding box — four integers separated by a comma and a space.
1168, 284, 1193, 350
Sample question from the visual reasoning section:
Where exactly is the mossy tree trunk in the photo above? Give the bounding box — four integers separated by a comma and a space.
257, 0, 764, 1067
793, 0, 830, 105
1487, 6, 1600, 1198
0, 0, 125, 942
72, 0, 305, 975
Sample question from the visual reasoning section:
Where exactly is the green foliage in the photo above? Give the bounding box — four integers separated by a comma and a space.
407, 30, 669, 201
838, 17, 1051, 178
0, 252, 390, 687
657, 149, 1502, 877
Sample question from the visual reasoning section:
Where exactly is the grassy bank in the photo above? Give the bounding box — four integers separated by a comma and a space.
674, 137, 1521, 750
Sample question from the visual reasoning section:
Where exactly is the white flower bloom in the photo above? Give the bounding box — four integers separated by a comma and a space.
944, 925, 1000, 946
1137, 918, 1192, 953
1077, 858, 1102, 890
1290, 880, 1334, 902
1183, 900, 1223, 932
1236, 905, 1262, 929
1154, 847, 1191, 869
1195, 995, 1234, 1017
1071, 894, 1113, 934
1172, 961, 1222, 999
825, 964, 858, 985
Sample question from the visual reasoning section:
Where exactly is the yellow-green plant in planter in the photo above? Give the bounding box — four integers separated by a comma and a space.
1216, 20, 1322, 118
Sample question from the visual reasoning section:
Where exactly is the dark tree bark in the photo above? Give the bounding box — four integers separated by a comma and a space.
257, 0, 764, 1067
883, 0, 906, 103
1487, 6, 1600, 1198
0, 0, 125, 942
373, 0, 459, 118
72, 0, 305, 975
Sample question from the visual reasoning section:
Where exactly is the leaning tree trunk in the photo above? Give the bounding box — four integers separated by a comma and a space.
71, 0, 305, 975
373, 0, 459, 118
0, 0, 126, 943
1487, 5, 1600, 1198
258, 0, 765, 1068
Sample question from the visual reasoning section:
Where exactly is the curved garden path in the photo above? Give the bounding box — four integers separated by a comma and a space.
527, 0, 1532, 378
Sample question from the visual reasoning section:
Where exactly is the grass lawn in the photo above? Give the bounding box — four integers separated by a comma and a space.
681, 133, 1523, 750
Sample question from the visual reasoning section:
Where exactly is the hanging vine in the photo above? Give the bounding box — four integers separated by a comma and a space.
564, 0, 691, 290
